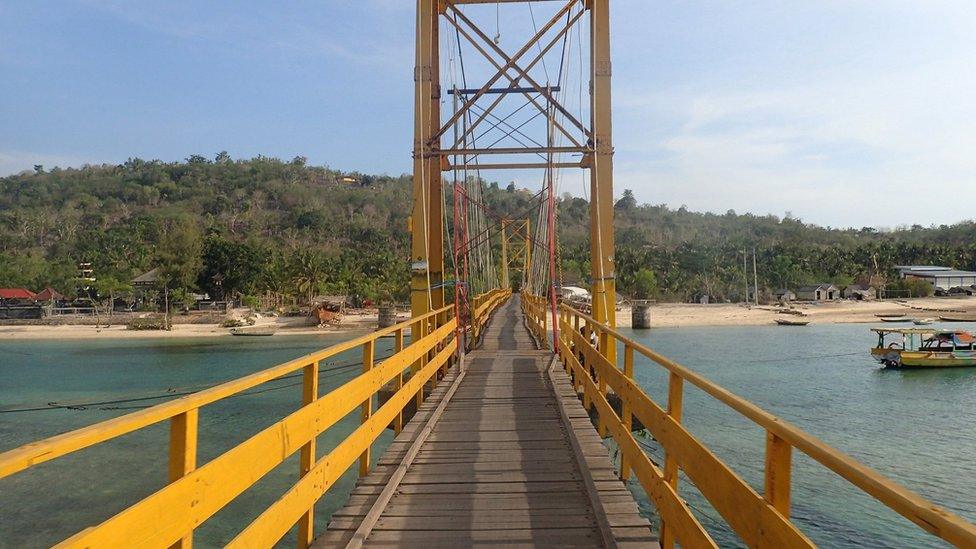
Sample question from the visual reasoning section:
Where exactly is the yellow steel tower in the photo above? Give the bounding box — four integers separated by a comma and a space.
411, 0, 616, 363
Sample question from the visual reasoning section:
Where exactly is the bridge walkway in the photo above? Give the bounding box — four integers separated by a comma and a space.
317, 297, 656, 547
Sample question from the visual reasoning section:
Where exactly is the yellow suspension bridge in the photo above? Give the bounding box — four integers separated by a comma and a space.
3, 1, 976, 548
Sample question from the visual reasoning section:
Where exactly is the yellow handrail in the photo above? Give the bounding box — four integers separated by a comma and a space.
0, 305, 451, 480
540, 301, 976, 548
0, 305, 459, 548
471, 287, 511, 343
520, 292, 549, 347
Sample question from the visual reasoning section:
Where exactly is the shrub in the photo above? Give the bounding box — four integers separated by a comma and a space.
128, 317, 167, 330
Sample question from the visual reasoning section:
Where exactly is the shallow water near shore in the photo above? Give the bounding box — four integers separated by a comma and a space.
1, 324, 974, 547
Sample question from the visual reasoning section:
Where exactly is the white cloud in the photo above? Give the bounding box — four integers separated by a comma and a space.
614, 51, 976, 227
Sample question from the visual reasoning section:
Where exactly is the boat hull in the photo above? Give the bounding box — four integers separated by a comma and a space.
229, 327, 277, 336
871, 347, 976, 368
774, 319, 809, 326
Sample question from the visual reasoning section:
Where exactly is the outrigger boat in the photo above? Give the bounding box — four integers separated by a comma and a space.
229, 326, 277, 337
879, 316, 911, 323
775, 318, 810, 326
871, 328, 976, 368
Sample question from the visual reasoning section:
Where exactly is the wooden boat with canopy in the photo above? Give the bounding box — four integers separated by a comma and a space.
871, 327, 976, 368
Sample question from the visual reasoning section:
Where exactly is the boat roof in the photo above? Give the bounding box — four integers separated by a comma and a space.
872, 327, 975, 336
871, 327, 938, 334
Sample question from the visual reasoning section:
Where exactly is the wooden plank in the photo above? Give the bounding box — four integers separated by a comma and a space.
319, 298, 655, 548
346, 348, 469, 549
227, 341, 458, 548
333, 501, 641, 517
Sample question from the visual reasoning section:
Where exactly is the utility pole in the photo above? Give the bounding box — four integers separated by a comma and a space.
752, 247, 759, 305
742, 251, 749, 304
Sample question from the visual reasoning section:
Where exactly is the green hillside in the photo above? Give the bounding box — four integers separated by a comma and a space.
2, 155, 974, 303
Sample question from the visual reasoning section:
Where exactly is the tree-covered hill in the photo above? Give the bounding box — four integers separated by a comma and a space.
2, 155, 975, 304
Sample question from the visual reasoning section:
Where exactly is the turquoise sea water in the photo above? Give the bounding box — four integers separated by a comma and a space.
1, 324, 974, 547
0, 332, 396, 548
618, 323, 976, 548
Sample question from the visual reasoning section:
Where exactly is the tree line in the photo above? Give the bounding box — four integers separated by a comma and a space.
2, 156, 975, 305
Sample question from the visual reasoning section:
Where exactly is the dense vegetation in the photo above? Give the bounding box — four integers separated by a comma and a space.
2, 155, 974, 305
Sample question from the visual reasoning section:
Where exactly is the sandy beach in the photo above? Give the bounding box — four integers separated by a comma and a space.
615, 296, 976, 328
4, 297, 976, 339
0, 310, 392, 340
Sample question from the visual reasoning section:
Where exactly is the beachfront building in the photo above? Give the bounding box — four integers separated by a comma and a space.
796, 284, 838, 301
774, 289, 796, 302
0, 288, 36, 306
843, 283, 877, 300
0, 288, 43, 319
895, 265, 976, 291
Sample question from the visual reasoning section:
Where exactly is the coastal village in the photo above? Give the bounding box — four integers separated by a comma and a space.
5, 262, 976, 337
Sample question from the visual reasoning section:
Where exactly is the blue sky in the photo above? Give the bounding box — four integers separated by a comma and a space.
2, 0, 975, 228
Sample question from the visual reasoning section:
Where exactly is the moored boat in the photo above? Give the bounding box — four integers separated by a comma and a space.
939, 315, 976, 322
871, 328, 976, 368
775, 318, 810, 326
912, 318, 935, 325
229, 326, 277, 336
880, 316, 911, 323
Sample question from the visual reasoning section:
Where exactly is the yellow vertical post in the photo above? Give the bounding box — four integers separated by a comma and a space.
500, 220, 510, 288
524, 218, 532, 291
619, 345, 634, 481
588, 0, 617, 369
360, 341, 375, 478
415, 318, 428, 409
394, 328, 405, 434
168, 409, 198, 549
765, 431, 793, 517
660, 373, 684, 549
298, 361, 319, 549
411, 0, 443, 350
597, 327, 608, 438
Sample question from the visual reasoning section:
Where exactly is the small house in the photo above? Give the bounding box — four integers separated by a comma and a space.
0, 288, 43, 319
34, 287, 65, 304
132, 268, 162, 288
774, 289, 796, 302
796, 284, 838, 301
843, 284, 876, 300
0, 288, 36, 306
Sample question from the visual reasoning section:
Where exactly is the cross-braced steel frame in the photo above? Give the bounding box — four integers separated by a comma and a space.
412, 0, 617, 365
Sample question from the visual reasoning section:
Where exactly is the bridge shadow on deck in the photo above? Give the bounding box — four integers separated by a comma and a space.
319, 298, 654, 548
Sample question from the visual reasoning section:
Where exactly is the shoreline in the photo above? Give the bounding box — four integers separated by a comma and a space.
0, 312, 386, 340
4, 297, 976, 340
614, 296, 976, 329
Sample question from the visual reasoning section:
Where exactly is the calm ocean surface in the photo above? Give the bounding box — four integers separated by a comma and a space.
1, 323, 974, 547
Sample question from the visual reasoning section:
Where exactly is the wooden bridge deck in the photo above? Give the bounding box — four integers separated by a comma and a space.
317, 298, 656, 548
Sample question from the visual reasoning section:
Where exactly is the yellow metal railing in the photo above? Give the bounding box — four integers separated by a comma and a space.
520, 292, 549, 347
0, 294, 509, 548
529, 300, 976, 548
471, 287, 511, 344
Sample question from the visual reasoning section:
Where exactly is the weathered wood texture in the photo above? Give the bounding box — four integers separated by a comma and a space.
317, 298, 656, 548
